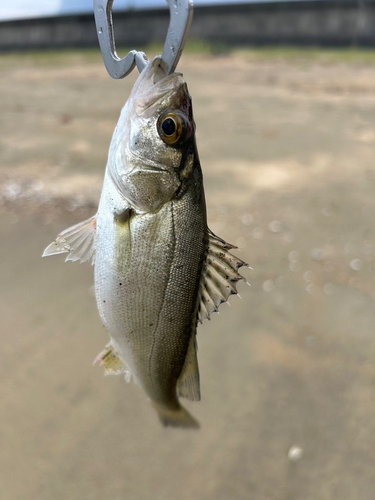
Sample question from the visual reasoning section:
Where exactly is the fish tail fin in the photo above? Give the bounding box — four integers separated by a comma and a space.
152, 402, 200, 429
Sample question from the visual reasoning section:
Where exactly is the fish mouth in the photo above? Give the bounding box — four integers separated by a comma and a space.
132, 57, 187, 118
136, 88, 175, 116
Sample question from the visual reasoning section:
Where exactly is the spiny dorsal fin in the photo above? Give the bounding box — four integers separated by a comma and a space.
198, 229, 249, 322
42, 215, 97, 265
177, 335, 200, 401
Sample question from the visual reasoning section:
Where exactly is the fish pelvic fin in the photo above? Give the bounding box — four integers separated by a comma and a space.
198, 228, 249, 322
152, 402, 200, 429
42, 215, 97, 265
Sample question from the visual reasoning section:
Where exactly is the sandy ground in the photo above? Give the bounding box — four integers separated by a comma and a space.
1, 50, 375, 499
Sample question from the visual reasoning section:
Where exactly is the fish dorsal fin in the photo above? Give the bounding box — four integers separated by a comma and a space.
177, 334, 201, 401
42, 215, 97, 265
198, 229, 249, 322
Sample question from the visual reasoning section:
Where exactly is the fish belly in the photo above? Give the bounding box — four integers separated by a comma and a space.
95, 173, 207, 409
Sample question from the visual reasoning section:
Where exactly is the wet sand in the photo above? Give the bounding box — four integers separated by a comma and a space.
1, 50, 375, 499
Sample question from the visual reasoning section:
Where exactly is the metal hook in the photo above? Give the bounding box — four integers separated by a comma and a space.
93, 0, 193, 79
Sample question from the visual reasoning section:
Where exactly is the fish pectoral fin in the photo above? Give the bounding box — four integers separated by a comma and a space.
177, 335, 201, 402
198, 229, 249, 322
42, 215, 97, 265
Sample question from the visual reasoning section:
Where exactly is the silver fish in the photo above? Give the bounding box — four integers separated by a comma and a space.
43, 57, 247, 428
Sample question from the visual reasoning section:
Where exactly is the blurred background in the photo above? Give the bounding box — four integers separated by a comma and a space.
1, 1, 375, 499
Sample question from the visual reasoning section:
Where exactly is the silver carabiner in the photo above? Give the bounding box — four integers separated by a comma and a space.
93, 0, 193, 79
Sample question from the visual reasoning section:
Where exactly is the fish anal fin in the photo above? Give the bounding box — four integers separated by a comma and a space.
177, 335, 201, 402
93, 343, 131, 381
42, 215, 97, 265
198, 228, 249, 322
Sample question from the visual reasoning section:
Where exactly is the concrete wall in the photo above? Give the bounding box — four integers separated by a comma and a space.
1, 1, 375, 51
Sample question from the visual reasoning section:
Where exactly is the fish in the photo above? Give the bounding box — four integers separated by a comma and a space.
43, 56, 248, 428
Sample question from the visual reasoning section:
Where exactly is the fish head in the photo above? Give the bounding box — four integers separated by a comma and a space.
111, 57, 197, 189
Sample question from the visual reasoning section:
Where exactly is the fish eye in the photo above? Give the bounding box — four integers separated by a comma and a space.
158, 112, 189, 146
162, 118, 176, 136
